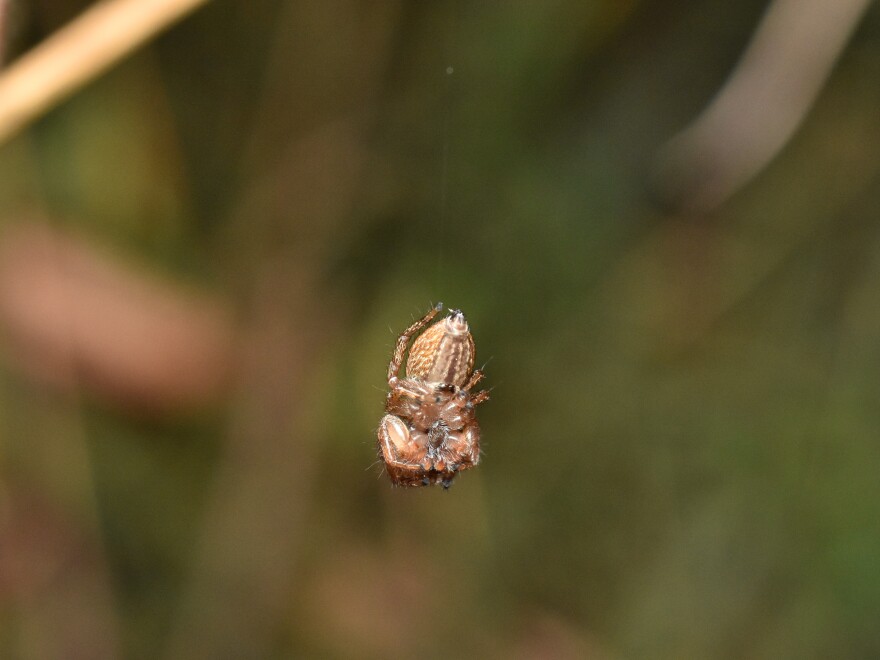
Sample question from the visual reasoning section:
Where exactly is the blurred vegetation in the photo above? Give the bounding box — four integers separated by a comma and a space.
0, 0, 879, 658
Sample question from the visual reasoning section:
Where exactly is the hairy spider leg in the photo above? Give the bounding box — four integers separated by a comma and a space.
387, 302, 443, 383
378, 414, 428, 472
462, 369, 484, 391
470, 390, 490, 406
459, 370, 489, 406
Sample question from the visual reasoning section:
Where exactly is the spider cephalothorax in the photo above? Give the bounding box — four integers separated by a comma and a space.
377, 303, 489, 488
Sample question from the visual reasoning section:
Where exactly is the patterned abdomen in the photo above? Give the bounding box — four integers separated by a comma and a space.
405, 310, 475, 387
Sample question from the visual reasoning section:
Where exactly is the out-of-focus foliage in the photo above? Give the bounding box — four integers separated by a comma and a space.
0, 0, 879, 657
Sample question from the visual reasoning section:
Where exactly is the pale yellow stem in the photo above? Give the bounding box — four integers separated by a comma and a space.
0, 0, 211, 145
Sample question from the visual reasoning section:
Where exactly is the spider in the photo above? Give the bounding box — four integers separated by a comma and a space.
377, 303, 489, 489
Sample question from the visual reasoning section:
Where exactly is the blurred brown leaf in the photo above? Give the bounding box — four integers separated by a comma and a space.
0, 222, 236, 414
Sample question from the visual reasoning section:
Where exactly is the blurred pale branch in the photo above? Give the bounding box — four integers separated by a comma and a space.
0, 0, 211, 146
654, 0, 872, 213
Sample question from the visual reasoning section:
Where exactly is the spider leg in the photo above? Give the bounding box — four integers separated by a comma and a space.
470, 390, 490, 406
462, 369, 484, 391
387, 302, 443, 383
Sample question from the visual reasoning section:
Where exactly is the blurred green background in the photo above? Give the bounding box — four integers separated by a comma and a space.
1, 0, 879, 657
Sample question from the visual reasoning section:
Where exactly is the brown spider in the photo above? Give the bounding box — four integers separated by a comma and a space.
377, 303, 489, 489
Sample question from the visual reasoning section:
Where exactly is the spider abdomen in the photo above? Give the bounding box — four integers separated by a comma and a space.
405, 310, 475, 388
